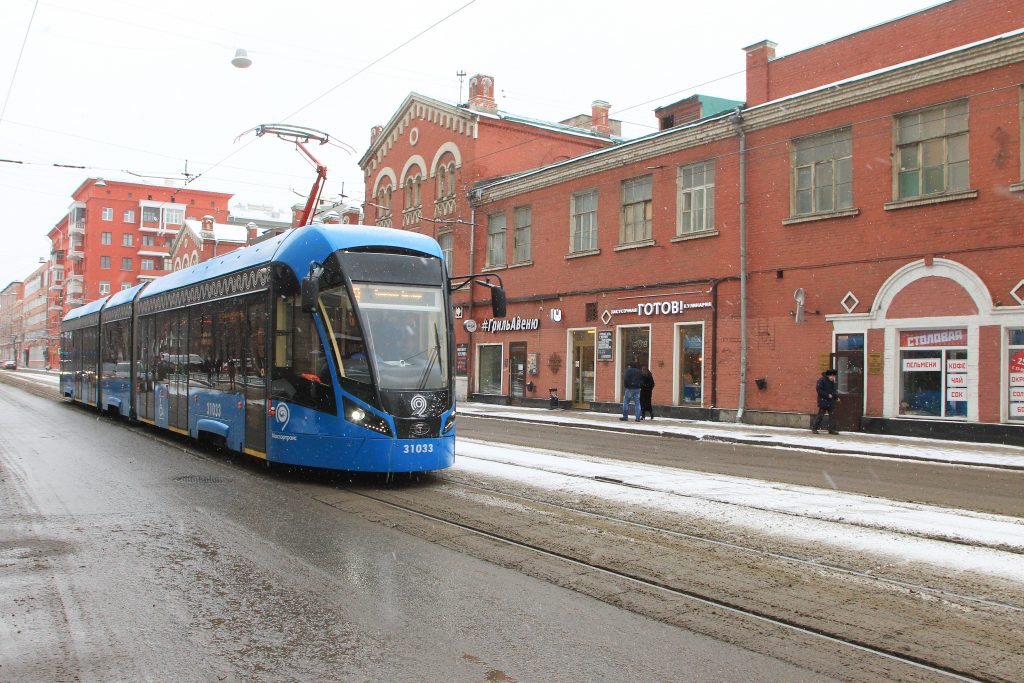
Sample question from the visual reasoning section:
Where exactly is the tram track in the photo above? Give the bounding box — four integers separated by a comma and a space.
342, 484, 992, 683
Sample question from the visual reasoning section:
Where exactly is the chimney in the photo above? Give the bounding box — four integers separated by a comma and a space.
342, 208, 360, 225
291, 203, 305, 227
246, 222, 259, 243
323, 211, 341, 224
591, 100, 611, 136
744, 40, 776, 107
370, 125, 383, 144
201, 215, 214, 234
467, 74, 497, 113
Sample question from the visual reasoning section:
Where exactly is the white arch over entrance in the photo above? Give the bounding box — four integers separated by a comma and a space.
872, 258, 993, 319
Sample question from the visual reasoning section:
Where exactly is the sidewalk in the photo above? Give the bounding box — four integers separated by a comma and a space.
456, 402, 1024, 471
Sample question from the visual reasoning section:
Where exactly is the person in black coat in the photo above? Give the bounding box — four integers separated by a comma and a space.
621, 362, 643, 421
639, 366, 656, 420
811, 368, 839, 434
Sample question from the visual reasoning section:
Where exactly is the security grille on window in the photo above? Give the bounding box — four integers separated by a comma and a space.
678, 161, 715, 234
486, 212, 506, 267
514, 206, 531, 263
585, 302, 598, 322
571, 190, 598, 252
896, 100, 968, 199
620, 176, 652, 243
793, 128, 852, 214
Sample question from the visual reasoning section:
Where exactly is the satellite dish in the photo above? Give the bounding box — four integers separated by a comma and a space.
793, 288, 806, 324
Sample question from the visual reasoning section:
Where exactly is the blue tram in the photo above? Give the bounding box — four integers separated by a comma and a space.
60, 224, 504, 472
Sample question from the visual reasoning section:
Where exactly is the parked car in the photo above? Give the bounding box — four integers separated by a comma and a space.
2, 360, 16, 370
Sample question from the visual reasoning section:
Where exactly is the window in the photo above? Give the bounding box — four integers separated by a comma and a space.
621, 175, 652, 243
619, 326, 650, 398
438, 230, 453, 267
100, 256, 110, 269
101, 232, 112, 245
486, 212, 506, 267
121, 257, 132, 270
404, 172, 422, 209
120, 282, 132, 291
101, 207, 113, 221
896, 100, 968, 199
122, 233, 134, 246
141, 259, 154, 271
164, 207, 184, 225
142, 206, 160, 222
899, 328, 968, 418
142, 235, 155, 247
678, 161, 715, 234
123, 209, 135, 223
436, 166, 448, 199
793, 127, 852, 214
514, 206, 531, 263
677, 324, 703, 405
571, 189, 598, 253
98, 281, 110, 295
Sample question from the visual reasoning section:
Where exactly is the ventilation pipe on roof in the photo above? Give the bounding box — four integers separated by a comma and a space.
732, 108, 748, 424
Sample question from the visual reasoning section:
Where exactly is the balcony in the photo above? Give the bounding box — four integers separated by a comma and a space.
65, 294, 83, 306
68, 248, 84, 260
48, 280, 64, 291
69, 220, 85, 236
66, 273, 83, 283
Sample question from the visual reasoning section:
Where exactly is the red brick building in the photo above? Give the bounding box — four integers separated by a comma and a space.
382, 0, 1024, 443
45, 179, 233, 362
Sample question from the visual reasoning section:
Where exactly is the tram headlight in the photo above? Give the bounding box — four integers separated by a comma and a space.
442, 413, 455, 434
343, 398, 393, 436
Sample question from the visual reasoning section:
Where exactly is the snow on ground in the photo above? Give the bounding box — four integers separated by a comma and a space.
457, 404, 1024, 469
454, 438, 1024, 581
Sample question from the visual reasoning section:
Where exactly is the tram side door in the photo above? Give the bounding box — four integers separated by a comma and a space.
509, 342, 527, 404
831, 346, 864, 432
243, 296, 267, 454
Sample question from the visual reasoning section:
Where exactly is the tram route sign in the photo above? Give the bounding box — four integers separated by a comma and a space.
597, 331, 613, 361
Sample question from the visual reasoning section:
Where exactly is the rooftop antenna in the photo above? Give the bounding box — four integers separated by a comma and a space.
457, 70, 467, 104
237, 124, 330, 227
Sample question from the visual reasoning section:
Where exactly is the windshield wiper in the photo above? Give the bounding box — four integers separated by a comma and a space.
417, 325, 442, 390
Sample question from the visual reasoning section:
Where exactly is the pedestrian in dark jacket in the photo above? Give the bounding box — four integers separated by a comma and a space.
621, 362, 642, 421
811, 368, 839, 434
639, 366, 656, 420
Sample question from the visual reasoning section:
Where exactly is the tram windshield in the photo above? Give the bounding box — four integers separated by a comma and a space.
320, 282, 448, 391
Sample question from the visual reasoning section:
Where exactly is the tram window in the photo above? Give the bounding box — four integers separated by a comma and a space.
318, 283, 371, 387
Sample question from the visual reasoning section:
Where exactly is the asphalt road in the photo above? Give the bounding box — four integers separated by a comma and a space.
457, 414, 1024, 517
0, 383, 830, 682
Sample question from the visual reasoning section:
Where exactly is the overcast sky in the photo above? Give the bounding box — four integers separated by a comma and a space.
0, 0, 941, 284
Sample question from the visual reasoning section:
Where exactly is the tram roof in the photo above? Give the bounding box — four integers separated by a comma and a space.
138, 224, 443, 301
104, 283, 147, 308
62, 295, 108, 322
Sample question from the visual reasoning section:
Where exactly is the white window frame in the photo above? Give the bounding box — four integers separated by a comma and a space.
122, 233, 134, 247
895, 99, 969, 200
677, 160, 715, 235
570, 189, 598, 253
513, 206, 531, 263
100, 232, 112, 245
438, 230, 453, 267
100, 256, 111, 269
98, 281, 110, 295
620, 175, 652, 244
486, 212, 506, 268
121, 257, 132, 271
141, 258, 154, 271
101, 207, 113, 221
123, 209, 135, 223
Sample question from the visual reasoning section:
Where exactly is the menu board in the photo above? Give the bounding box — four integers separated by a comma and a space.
597, 331, 613, 361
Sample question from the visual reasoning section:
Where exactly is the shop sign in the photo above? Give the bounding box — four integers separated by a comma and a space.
1011, 373, 1024, 387
1010, 351, 1024, 374
900, 328, 966, 348
1011, 402, 1024, 418
946, 359, 968, 373
946, 387, 967, 402
947, 373, 967, 387
902, 357, 941, 372
597, 330, 613, 361
605, 299, 712, 320
480, 316, 540, 333
527, 352, 539, 375
455, 344, 468, 375
1010, 387, 1024, 401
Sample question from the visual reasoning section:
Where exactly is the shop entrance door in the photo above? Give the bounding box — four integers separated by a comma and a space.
831, 343, 864, 432
572, 331, 595, 408
509, 342, 527, 404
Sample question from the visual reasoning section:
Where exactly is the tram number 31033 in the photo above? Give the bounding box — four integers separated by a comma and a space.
402, 443, 435, 454
206, 402, 222, 418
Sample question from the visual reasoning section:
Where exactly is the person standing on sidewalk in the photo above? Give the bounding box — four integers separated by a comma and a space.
621, 362, 643, 421
639, 365, 656, 420
811, 368, 839, 434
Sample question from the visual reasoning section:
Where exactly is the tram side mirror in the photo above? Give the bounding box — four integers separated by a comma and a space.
301, 263, 322, 312
490, 286, 507, 318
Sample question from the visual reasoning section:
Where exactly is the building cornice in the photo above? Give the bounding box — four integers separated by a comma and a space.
474, 30, 1024, 204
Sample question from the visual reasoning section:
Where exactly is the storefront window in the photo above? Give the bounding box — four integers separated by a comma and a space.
1009, 329, 1024, 422
619, 326, 650, 374
899, 328, 967, 418
677, 324, 703, 404
478, 344, 503, 395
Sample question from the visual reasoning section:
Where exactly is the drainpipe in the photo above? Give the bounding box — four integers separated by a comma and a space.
466, 201, 477, 399
732, 108, 748, 423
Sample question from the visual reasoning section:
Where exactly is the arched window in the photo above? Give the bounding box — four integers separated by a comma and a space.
414, 173, 422, 208
447, 162, 456, 198
436, 166, 447, 199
